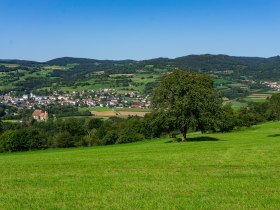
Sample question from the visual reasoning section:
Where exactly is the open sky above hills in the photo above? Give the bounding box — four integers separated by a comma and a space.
0, 0, 279, 61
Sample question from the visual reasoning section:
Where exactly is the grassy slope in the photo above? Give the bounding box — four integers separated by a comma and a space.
0, 122, 280, 209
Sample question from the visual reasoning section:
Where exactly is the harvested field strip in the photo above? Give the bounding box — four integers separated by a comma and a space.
91, 111, 117, 117
118, 111, 149, 117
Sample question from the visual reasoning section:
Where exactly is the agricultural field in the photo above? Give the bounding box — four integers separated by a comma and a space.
78, 107, 151, 118
243, 93, 271, 103
115, 107, 151, 112
78, 107, 112, 112
117, 111, 148, 117
0, 122, 279, 209
214, 78, 231, 89
92, 110, 117, 117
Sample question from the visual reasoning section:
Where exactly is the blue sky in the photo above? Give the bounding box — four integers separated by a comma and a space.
0, 0, 279, 61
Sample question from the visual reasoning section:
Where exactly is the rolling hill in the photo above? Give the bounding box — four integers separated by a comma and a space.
1, 54, 280, 98
0, 122, 279, 209
1, 54, 280, 80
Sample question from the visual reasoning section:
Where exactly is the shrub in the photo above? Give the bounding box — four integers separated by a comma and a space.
0, 130, 17, 152
53, 131, 74, 148
102, 131, 118, 145
169, 131, 180, 138
87, 118, 103, 130
116, 133, 145, 144
217, 104, 237, 132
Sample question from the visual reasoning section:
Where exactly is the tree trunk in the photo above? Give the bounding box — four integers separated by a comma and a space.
181, 130, 187, 142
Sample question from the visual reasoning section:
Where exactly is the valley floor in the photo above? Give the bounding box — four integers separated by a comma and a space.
0, 122, 280, 209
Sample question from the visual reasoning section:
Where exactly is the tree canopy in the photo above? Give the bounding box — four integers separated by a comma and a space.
151, 70, 223, 141
268, 93, 280, 120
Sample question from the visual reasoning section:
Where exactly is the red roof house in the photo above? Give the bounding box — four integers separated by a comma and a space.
32, 110, 48, 121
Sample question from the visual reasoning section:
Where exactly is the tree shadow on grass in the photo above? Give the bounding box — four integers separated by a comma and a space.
267, 134, 280, 137
165, 136, 219, 143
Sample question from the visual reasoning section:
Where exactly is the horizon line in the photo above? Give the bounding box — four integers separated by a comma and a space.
1, 53, 279, 63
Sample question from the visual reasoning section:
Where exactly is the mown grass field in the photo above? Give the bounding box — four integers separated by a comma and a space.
0, 122, 280, 209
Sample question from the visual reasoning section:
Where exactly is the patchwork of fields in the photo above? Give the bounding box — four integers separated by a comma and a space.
0, 122, 280, 209
2, 61, 280, 117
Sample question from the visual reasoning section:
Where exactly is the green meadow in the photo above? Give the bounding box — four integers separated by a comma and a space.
0, 122, 280, 209
229, 100, 248, 110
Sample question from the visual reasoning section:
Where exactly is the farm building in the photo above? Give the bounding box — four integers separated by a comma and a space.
32, 110, 48, 121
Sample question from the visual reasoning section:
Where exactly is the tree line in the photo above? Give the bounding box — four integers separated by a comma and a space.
0, 116, 156, 152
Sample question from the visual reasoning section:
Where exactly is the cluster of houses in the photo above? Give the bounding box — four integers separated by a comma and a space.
0, 88, 151, 120
245, 80, 280, 91
261, 81, 280, 91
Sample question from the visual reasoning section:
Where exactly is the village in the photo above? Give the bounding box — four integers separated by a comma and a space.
0, 88, 151, 119
261, 81, 280, 91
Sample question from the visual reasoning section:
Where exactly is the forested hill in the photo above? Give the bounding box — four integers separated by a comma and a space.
1, 54, 280, 80
45, 54, 280, 80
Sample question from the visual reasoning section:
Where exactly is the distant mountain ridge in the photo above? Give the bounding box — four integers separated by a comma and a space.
0, 54, 277, 66
45, 54, 268, 65
1, 54, 280, 80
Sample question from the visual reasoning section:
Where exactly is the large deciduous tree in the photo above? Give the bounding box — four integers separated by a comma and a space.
151, 70, 223, 141
268, 93, 280, 120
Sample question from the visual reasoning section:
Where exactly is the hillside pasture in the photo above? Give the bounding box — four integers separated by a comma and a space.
43, 65, 67, 70
0, 63, 20, 68
109, 74, 135, 77
0, 122, 280, 209
0, 85, 13, 90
